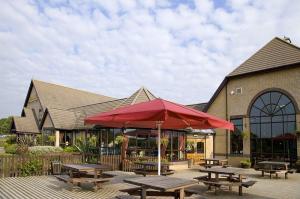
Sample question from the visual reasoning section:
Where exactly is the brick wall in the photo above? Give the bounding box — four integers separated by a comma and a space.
207, 66, 300, 158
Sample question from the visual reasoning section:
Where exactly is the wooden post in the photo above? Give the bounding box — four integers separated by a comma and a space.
120, 128, 129, 170
55, 130, 60, 147
179, 188, 185, 199
141, 187, 147, 199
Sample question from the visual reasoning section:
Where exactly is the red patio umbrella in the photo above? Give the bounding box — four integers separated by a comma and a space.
85, 98, 233, 175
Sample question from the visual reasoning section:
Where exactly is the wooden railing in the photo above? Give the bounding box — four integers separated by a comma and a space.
0, 153, 83, 178
0, 153, 167, 177
122, 156, 161, 172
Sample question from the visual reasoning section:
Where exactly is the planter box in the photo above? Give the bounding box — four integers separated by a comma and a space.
169, 161, 188, 170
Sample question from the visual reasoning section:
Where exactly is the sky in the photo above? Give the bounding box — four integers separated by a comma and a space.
1, 0, 300, 118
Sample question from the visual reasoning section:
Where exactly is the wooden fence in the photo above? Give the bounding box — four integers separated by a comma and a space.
0, 153, 83, 178
122, 156, 161, 172
0, 153, 162, 177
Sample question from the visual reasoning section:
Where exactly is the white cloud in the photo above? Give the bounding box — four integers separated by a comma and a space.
0, 0, 300, 117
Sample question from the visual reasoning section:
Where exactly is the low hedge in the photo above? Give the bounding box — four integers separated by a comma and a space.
63, 146, 79, 153
4, 144, 17, 154
28, 146, 63, 155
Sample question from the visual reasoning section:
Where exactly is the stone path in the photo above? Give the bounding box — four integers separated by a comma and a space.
0, 169, 299, 199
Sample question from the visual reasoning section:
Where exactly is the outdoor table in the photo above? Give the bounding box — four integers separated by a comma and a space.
257, 161, 289, 170
198, 167, 244, 195
200, 158, 228, 167
257, 161, 290, 178
63, 163, 111, 178
134, 162, 171, 176
124, 176, 197, 199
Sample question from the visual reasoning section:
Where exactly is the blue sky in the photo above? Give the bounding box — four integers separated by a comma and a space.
1, 0, 300, 118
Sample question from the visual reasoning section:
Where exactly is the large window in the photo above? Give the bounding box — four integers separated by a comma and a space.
230, 118, 243, 155
250, 91, 297, 162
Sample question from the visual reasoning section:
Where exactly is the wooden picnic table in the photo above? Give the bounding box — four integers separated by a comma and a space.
63, 163, 111, 178
200, 158, 228, 168
124, 176, 197, 199
256, 161, 291, 179
59, 163, 112, 191
198, 167, 246, 195
134, 162, 174, 176
257, 161, 289, 170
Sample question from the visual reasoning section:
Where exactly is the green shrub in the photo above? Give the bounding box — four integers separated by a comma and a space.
0, 137, 7, 147
19, 158, 43, 177
28, 146, 63, 155
36, 134, 42, 145
63, 146, 79, 153
4, 144, 17, 154
48, 135, 56, 145
240, 159, 251, 168
6, 135, 16, 144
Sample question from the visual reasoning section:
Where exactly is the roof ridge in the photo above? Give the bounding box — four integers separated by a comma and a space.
275, 37, 300, 50
143, 87, 156, 100
187, 102, 208, 106
32, 79, 115, 99
131, 87, 144, 105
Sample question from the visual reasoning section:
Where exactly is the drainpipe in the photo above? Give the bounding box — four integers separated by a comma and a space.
225, 83, 229, 158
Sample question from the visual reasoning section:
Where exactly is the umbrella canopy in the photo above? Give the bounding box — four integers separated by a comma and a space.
85, 98, 233, 176
85, 98, 234, 130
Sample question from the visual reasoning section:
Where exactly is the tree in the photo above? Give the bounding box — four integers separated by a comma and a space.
0, 117, 12, 134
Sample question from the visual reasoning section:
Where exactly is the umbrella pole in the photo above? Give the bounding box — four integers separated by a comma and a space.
157, 122, 161, 176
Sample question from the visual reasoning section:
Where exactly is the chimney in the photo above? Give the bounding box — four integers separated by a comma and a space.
283, 36, 291, 43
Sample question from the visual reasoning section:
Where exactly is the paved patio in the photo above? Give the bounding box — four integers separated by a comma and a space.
0, 169, 299, 199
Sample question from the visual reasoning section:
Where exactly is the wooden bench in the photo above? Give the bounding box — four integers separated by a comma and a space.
133, 169, 174, 177
241, 180, 257, 188
55, 175, 71, 183
114, 195, 137, 199
71, 177, 112, 191
261, 169, 290, 179
55, 175, 111, 191
184, 184, 207, 198
120, 187, 194, 197
288, 169, 297, 174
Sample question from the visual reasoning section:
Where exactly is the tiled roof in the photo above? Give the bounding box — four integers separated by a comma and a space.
33, 79, 115, 110
186, 103, 207, 111
46, 108, 85, 130
13, 108, 39, 134
40, 87, 157, 130
228, 37, 300, 77
115, 87, 156, 108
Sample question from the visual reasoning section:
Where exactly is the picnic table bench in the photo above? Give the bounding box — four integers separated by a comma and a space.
133, 162, 174, 176
197, 167, 256, 196
199, 158, 229, 168
256, 161, 295, 179
58, 163, 113, 191
123, 176, 198, 199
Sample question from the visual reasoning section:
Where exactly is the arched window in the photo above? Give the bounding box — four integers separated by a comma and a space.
249, 91, 297, 162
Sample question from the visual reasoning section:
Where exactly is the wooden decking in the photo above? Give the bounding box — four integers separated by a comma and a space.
0, 175, 129, 199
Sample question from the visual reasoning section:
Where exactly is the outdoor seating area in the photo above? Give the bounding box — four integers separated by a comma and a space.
196, 166, 256, 196
55, 163, 113, 191
0, 166, 300, 199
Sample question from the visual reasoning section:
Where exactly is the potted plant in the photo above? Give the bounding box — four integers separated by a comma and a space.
241, 131, 250, 140
159, 136, 169, 158
240, 158, 251, 169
